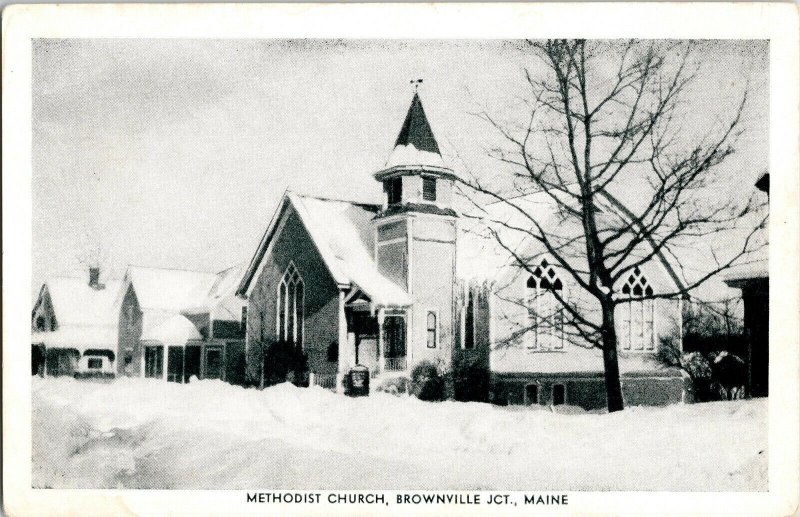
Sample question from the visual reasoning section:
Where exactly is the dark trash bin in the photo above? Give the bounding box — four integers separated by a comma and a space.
345, 365, 370, 397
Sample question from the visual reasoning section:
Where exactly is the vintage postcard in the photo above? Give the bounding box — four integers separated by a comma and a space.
3, 3, 799, 516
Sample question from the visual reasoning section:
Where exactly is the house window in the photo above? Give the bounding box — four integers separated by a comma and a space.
619, 267, 656, 351
426, 311, 438, 348
463, 289, 475, 349
35, 316, 46, 331
552, 384, 566, 405
87, 358, 102, 369
386, 177, 402, 205
144, 346, 164, 378
422, 177, 437, 202
241, 306, 248, 332
526, 258, 564, 350
327, 341, 338, 363
277, 262, 304, 347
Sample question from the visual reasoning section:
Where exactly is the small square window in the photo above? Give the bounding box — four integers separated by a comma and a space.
387, 178, 402, 205
87, 358, 102, 369
422, 177, 437, 201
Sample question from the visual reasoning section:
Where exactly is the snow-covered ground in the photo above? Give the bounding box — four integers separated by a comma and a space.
32, 377, 767, 490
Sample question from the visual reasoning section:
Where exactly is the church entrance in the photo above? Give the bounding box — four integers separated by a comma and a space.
383, 315, 407, 371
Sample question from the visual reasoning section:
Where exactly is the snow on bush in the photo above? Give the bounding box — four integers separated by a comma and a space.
32, 376, 766, 490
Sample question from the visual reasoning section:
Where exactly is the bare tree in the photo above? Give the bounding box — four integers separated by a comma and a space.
460, 40, 766, 412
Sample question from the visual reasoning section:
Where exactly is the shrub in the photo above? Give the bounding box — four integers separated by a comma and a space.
262, 339, 309, 387
410, 361, 445, 401
452, 355, 490, 402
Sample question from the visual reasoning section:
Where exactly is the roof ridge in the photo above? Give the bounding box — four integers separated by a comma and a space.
127, 264, 219, 275
294, 193, 381, 211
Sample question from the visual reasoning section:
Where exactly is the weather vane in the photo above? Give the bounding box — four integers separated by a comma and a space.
410, 78, 423, 92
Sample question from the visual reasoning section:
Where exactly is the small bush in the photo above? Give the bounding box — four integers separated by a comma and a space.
263, 339, 309, 387
452, 355, 490, 402
410, 361, 445, 401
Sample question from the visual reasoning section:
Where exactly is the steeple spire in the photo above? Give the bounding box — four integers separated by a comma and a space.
375, 90, 454, 179
394, 92, 441, 155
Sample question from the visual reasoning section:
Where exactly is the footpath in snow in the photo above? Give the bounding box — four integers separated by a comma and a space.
32, 376, 767, 490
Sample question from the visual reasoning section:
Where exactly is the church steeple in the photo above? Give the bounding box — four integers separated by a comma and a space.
394, 93, 441, 155
374, 91, 457, 212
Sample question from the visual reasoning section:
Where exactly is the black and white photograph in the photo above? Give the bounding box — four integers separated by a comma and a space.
3, 4, 799, 516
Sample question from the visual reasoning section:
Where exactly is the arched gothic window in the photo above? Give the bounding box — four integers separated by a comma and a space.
619, 267, 655, 351
526, 258, 564, 350
277, 262, 304, 347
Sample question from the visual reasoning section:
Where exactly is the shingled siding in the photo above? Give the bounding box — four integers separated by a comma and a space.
117, 284, 143, 376
245, 209, 340, 385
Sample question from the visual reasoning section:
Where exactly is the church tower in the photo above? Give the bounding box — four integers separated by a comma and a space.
373, 91, 458, 368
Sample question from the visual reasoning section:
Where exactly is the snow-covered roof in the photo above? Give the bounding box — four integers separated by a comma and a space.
141, 314, 202, 346
456, 183, 766, 304
121, 263, 245, 319
182, 263, 246, 318
125, 266, 219, 313
43, 277, 123, 327
238, 192, 411, 307
291, 193, 412, 306
31, 325, 117, 353
31, 276, 122, 353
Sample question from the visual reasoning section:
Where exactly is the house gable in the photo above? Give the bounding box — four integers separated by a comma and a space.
32, 285, 57, 332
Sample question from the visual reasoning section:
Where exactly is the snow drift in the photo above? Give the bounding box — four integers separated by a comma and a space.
32, 376, 766, 490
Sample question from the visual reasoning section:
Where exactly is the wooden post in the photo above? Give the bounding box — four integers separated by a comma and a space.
377, 308, 386, 373
336, 290, 349, 391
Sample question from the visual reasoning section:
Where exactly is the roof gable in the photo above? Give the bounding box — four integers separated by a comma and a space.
238, 192, 411, 306
41, 277, 123, 327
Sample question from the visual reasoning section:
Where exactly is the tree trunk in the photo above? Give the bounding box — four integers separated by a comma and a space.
601, 302, 625, 412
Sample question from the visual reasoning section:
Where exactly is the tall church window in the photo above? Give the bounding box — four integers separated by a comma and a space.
422, 177, 437, 201
386, 178, 402, 205
277, 262, 304, 347
526, 258, 564, 350
463, 289, 475, 349
619, 267, 655, 351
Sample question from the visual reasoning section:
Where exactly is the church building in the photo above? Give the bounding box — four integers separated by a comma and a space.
236, 92, 688, 408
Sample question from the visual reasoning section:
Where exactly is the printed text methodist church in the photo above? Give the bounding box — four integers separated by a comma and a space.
236, 92, 688, 408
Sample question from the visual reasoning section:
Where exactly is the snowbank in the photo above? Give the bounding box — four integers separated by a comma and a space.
32, 376, 767, 490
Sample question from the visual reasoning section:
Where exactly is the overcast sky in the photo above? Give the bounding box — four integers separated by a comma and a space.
32, 39, 768, 294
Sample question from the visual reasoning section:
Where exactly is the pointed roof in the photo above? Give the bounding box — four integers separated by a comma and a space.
375, 93, 455, 180
394, 93, 440, 155
236, 191, 411, 307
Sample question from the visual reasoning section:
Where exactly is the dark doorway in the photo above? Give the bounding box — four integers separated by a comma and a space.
167, 346, 185, 383
204, 346, 223, 380
552, 384, 566, 406
184, 346, 201, 382
525, 384, 539, 406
